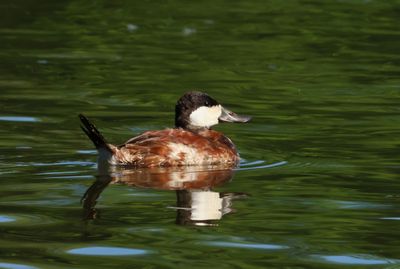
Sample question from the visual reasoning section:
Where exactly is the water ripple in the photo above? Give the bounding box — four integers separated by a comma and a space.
76, 150, 97, 155
336, 200, 390, 210
0, 214, 58, 226
0, 263, 38, 269
311, 254, 399, 265
236, 161, 287, 171
238, 160, 266, 167
207, 241, 288, 250
381, 217, 400, 220
0, 216, 16, 223
67, 246, 148, 256
0, 116, 40, 123
16, 161, 94, 167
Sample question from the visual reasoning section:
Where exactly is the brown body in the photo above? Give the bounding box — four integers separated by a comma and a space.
107, 128, 239, 167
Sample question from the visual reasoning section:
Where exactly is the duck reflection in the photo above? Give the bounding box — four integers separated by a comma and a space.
175, 189, 247, 226
82, 166, 248, 226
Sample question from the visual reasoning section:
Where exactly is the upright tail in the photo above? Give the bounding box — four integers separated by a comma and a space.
79, 114, 112, 152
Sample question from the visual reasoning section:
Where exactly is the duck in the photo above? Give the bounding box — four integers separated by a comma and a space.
79, 91, 251, 168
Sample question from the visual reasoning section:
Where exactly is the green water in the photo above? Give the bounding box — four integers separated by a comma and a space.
1, 0, 400, 268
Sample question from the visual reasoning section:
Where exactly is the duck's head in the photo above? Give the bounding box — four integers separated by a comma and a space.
175, 91, 251, 130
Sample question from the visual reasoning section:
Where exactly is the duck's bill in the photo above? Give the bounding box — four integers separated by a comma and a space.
219, 107, 252, 123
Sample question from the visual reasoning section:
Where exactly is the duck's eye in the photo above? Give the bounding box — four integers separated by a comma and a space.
205, 101, 210, 106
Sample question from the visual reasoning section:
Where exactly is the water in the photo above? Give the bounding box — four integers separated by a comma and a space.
1, 0, 400, 268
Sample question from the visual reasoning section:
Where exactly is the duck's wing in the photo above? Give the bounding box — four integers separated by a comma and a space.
114, 129, 188, 166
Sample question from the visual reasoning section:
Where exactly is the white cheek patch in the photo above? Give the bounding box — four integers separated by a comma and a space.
189, 105, 222, 128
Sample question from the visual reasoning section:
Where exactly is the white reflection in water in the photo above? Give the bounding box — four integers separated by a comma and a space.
174, 190, 247, 226
191, 191, 224, 220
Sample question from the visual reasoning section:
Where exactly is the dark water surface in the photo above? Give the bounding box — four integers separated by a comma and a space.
1, 1, 400, 268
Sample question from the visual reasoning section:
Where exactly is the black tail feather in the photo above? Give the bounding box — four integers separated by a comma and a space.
79, 114, 111, 151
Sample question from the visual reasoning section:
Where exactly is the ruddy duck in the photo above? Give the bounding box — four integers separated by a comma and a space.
79, 91, 251, 168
